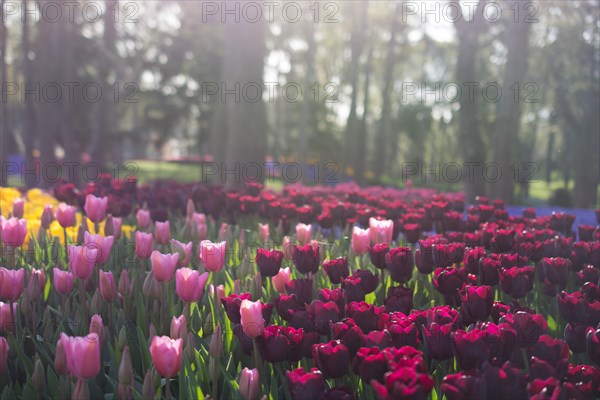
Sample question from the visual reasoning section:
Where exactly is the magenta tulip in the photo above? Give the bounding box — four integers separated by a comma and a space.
68, 245, 97, 280
84, 194, 108, 224
239, 368, 259, 400
240, 299, 265, 338
149, 336, 183, 378
351, 227, 370, 255
0, 267, 25, 302
53, 268, 75, 296
136, 209, 151, 229
55, 203, 76, 228
12, 198, 24, 218
84, 232, 114, 265
150, 251, 179, 282
272, 267, 291, 293
99, 270, 116, 303
1, 218, 27, 247
60, 332, 101, 379
171, 239, 192, 267
175, 268, 209, 302
199, 240, 227, 272
0, 337, 8, 375
135, 231, 153, 259
154, 221, 170, 245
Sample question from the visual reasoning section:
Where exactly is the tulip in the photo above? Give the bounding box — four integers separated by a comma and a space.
239, 368, 259, 400
60, 332, 101, 379
296, 223, 312, 245
323, 257, 349, 285
345, 302, 384, 333
68, 245, 97, 280
56, 203, 76, 228
118, 346, 133, 386
209, 323, 223, 358
384, 285, 413, 314
54, 339, 67, 375
369, 243, 389, 270
586, 327, 600, 365
240, 299, 265, 338
170, 315, 187, 340
89, 314, 105, 343
459, 285, 493, 324
272, 267, 291, 293
258, 223, 270, 243
136, 209, 151, 229
499, 266, 535, 299
0, 267, 25, 302
292, 242, 320, 275
351, 227, 370, 255
118, 270, 131, 297
84, 232, 115, 265
285, 278, 313, 305
12, 198, 24, 218
423, 322, 454, 361
0, 302, 17, 332
451, 329, 490, 370
99, 270, 116, 303
27, 268, 46, 302
150, 251, 179, 282
53, 268, 75, 296
111, 217, 123, 239
385, 247, 414, 283
199, 240, 227, 272
352, 269, 380, 294
286, 368, 325, 400
282, 236, 294, 260
41, 205, 54, 230
352, 347, 387, 383
441, 372, 487, 400
149, 336, 183, 377
221, 293, 252, 324
135, 231, 153, 259
171, 239, 192, 267
369, 218, 393, 244
309, 300, 340, 335
84, 194, 108, 224
0, 337, 8, 375
176, 268, 209, 303
195, 222, 208, 241
363, 329, 394, 350
500, 311, 548, 347
312, 340, 350, 379
255, 248, 284, 277
154, 221, 170, 245
257, 326, 303, 363
1, 217, 27, 247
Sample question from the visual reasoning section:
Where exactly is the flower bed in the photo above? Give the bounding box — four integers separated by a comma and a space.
0, 178, 599, 399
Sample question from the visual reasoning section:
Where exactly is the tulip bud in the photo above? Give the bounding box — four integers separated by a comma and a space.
41, 205, 54, 230
209, 324, 223, 358
89, 314, 105, 343
148, 323, 157, 341
141, 370, 155, 399
239, 368, 259, 400
77, 218, 88, 244
21, 296, 32, 317
55, 340, 67, 375
33, 356, 46, 393
118, 346, 133, 385
90, 289, 102, 315
27, 273, 42, 302
118, 270, 131, 297
104, 215, 114, 237
118, 326, 127, 352
143, 273, 162, 300
117, 384, 133, 400
186, 199, 195, 219
250, 273, 262, 301
170, 315, 187, 340
73, 378, 90, 400
12, 198, 24, 218
99, 270, 116, 303
185, 332, 195, 361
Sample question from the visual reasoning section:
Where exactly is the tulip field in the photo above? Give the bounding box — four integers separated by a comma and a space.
0, 178, 599, 400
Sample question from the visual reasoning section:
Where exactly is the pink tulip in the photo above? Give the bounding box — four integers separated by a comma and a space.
135, 231, 153, 259
258, 223, 270, 243
60, 332, 101, 379
171, 239, 192, 267
239, 368, 259, 400
55, 203, 76, 228
53, 268, 75, 296
283, 236, 293, 260
196, 222, 208, 241
218, 223, 231, 243
1, 218, 27, 247
12, 198, 24, 218
369, 218, 394, 244
272, 267, 291, 293
84, 232, 115, 265
209, 284, 226, 303
351, 227, 370, 255
0, 302, 17, 332
0, 337, 8, 375
99, 270, 116, 303
149, 336, 183, 378
0, 267, 25, 302
118, 270, 131, 297
150, 251, 179, 282
192, 212, 206, 225
240, 299, 265, 338
136, 209, 151, 229
154, 221, 170, 245
199, 240, 226, 272
170, 315, 187, 340
68, 245, 97, 280
111, 217, 123, 239
84, 194, 108, 224
295, 223, 312, 245
175, 268, 209, 303
89, 314, 105, 343
27, 268, 46, 301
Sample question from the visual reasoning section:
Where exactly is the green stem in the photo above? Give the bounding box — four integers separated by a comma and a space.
165, 378, 171, 400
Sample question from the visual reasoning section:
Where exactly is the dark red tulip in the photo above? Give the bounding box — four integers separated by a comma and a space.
351, 269, 379, 294
323, 257, 349, 284
221, 293, 252, 324
286, 368, 325, 400
330, 318, 364, 358
491, 229, 515, 253
352, 347, 387, 383
289, 309, 316, 333
529, 356, 559, 380
312, 340, 350, 379
346, 302, 385, 333
564, 323, 590, 353
423, 322, 454, 361
571, 241, 591, 271
232, 323, 254, 355
479, 322, 518, 365
318, 288, 346, 317
292, 243, 320, 275
541, 257, 571, 289
440, 372, 487, 400
371, 366, 434, 400
500, 311, 548, 347
258, 325, 303, 363
528, 335, 570, 374
480, 361, 527, 399
480, 256, 501, 286
285, 278, 313, 305
403, 223, 421, 244
577, 265, 599, 286
274, 294, 301, 321
426, 305, 461, 327
459, 285, 493, 324
452, 329, 490, 370
586, 327, 600, 365
557, 291, 588, 323
341, 276, 365, 304
499, 266, 535, 299
384, 285, 413, 315
363, 329, 393, 350
369, 243, 389, 270
385, 247, 414, 283
308, 300, 340, 335
255, 248, 284, 277
566, 363, 600, 395
415, 240, 435, 274
433, 267, 467, 306
383, 346, 427, 372
324, 387, 353, 400
491, 301, 512, 324
463, 247, 485, 275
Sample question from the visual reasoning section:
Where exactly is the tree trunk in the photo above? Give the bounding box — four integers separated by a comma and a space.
22, 0, 37, 188
490, 17, 531, 203
0, 0, 9, 185
299, 21, 315, 183
357, 45, 372, 185
221, 18, 268, 190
